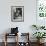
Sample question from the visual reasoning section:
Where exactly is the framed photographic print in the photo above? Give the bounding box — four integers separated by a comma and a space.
11, 6, 24, 22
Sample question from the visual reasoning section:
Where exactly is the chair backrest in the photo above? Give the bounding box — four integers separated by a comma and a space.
18, 33, 29, 42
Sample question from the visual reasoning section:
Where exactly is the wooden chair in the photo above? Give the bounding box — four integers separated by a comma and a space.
18, 33, 30, 46
4, 33, 18, 46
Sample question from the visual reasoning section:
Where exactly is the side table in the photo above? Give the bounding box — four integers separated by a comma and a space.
4, 33, 18, 46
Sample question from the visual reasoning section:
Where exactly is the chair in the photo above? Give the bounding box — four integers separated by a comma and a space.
18, 33, 30, 46
4, 33, 18, 46
4, 27, 19, 46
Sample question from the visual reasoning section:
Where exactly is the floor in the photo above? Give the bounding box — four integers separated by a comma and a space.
0, 42, 46, 46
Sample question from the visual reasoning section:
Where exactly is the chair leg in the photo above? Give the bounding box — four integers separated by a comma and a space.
4, 33, 7, 46
4, 41, 7, 46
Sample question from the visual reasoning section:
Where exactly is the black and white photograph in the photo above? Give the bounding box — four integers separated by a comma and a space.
11, 6, 24, 22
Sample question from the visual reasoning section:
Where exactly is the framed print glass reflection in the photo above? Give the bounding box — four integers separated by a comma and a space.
11, 6, 24, 22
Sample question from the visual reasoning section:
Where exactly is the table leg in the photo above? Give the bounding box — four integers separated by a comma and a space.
4, 34, 7, 46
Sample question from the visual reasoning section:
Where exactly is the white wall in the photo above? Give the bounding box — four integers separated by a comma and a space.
0, 0, 36, 42
0, 0, 36, 33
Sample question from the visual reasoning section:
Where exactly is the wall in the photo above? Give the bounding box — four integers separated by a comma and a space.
0, 0, 36, 42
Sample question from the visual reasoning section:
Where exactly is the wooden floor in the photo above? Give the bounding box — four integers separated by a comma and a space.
0, 42, 46, 46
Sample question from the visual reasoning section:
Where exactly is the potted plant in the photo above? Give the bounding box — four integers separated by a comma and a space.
33, 32, 46, 43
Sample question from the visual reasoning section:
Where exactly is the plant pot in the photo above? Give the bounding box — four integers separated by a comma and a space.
37, 39, 40, 43
40, 38, 45, 43
37, 39, 45, 44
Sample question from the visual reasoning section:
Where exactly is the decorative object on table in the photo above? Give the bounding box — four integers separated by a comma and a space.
11, 27, 18, 34
11, 6, 24, 22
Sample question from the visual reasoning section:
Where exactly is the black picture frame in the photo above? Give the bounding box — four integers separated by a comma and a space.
11, 6, 24, 22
